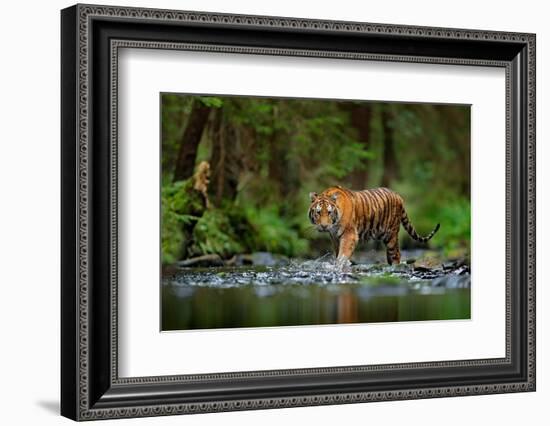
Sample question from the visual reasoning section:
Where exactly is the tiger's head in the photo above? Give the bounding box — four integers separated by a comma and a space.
308, 192, 341, 232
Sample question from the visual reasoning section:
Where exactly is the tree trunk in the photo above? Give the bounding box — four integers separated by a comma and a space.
380, 108, 399, 188
348, 104, 372, 189
209, 110, 240, 205
173, 101, 211, 182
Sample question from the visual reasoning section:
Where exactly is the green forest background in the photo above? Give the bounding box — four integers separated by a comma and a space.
161, 94, 470, 265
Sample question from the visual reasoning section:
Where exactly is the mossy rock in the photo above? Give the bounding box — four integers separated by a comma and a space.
161, 178, 208, 264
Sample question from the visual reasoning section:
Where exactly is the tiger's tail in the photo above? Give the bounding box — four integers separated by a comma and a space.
401, 209, 440, 243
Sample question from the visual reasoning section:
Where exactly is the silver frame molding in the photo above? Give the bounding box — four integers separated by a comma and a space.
61, 3, 536, 421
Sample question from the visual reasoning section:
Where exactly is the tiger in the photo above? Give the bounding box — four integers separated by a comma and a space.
308, 185, 440, 265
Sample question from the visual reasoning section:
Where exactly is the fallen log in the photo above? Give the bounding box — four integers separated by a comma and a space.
177, 254, 224, 268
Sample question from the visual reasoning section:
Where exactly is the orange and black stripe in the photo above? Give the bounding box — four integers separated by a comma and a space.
349, 187, 439, 244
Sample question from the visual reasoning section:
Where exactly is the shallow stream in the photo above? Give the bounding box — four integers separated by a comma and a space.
162, 254, 470, 331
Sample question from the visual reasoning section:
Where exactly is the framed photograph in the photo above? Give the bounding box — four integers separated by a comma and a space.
61, 3, 536, 421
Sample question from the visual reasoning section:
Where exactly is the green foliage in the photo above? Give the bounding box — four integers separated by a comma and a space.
161, 200, 184, 265
428, 198, 471, 256
198, 96, 224, 108
191, 210, 244, 257
162, 179, 203, 214
184, 205, 309, 259
289, 103, 374, 183
393, 179, 470, 255
243, 206, 309, 257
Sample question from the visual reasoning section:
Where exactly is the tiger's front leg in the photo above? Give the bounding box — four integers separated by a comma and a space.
337, 229, 358, 264
329, 233, 340, 259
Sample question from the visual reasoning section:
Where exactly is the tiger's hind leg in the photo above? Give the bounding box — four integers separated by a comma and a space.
385, 232, 401, 265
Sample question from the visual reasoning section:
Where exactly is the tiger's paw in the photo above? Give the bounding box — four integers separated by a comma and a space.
335, 256, 352, 272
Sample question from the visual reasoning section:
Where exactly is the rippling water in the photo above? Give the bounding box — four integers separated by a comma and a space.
162, 256, 470, 331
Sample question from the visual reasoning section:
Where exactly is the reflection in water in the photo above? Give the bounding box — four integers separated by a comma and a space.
162, 262, 471, 331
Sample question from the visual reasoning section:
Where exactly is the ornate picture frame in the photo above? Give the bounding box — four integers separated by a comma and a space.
61, 3, 535, 420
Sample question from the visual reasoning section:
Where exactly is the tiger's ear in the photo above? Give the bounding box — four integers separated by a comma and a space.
309, 192, 318, 202
331, 193, 339, 202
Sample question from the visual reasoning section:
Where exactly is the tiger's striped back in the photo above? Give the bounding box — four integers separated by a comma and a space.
350, 187, 404, 243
